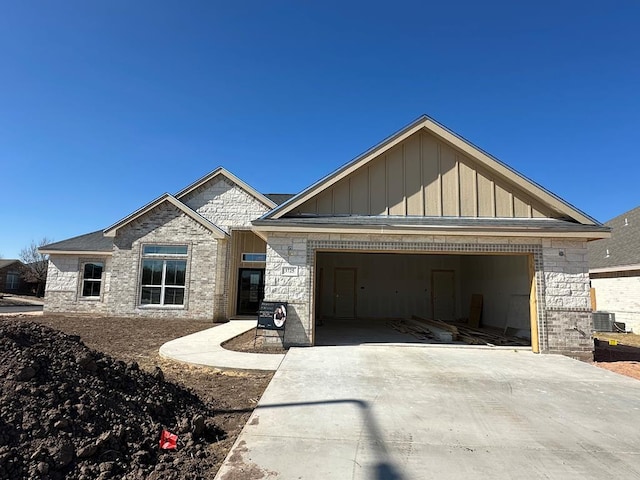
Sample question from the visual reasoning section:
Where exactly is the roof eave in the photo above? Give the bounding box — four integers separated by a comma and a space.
252, 222, 611, 239
589, 263, 640, 274
175, 166, 277, 209
103, 194, 228, 239
263, 115, 601, 227
263, 115, 429, 220
39, 250, 113, 256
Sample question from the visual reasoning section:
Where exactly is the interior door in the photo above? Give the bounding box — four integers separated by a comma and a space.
237, 268, 265, 315
334, 267, 356, 318
432, 270, 455, 321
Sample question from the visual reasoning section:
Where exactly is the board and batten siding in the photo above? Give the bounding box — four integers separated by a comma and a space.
291, 131, 555, 218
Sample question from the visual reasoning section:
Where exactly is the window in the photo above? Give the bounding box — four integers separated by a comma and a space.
242, 253, 266, 262
81, 262, 103, 297
140, 245, 188, 306
143, 245, 188, 256
6, 272, 19, 290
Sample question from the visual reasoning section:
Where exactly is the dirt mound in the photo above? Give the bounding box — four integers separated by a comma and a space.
0, 321, 224, 479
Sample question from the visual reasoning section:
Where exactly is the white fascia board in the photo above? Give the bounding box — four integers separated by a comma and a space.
265, 117, 428, 219
175, 167, 277, 209
252, 224, 610, 239
103, 194, 227, 238
266, 115, 599, 227
422, 118, 598, 226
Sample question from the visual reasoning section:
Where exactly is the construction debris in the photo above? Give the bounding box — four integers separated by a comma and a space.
387, 319, 434, 341
388, 314, 530, 347
451, 321, 530, 346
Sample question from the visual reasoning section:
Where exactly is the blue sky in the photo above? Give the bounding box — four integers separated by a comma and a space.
1, 1, 638, 258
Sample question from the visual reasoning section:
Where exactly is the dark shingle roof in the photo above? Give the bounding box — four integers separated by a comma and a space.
0, 259, 22, 269
588, 206, 640, 269
40, 231, 113, 253
264, 193, 295, 205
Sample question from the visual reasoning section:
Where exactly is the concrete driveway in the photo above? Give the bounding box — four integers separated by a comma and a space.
216, 345, 640, 480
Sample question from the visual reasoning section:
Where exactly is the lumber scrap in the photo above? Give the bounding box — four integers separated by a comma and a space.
451, 321, 530, 346
387, 319, 434, 341
410, 315, 459, 336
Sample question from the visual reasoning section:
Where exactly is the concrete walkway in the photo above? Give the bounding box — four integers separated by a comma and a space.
159, 319, 285, 371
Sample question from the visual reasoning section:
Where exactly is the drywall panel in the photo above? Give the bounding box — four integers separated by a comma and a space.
460, 255, 530, 335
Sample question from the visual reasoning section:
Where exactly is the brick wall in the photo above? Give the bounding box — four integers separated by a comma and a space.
109, 202, 219, 320
44, 255, 111, 315
591, 276, 640, 333
42, 178, 271, 320
180, 177, 271, 232
262, 232, 593, 357
264, 235, 311, 346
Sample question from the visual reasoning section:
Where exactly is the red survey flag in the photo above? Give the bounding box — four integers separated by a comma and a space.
159, 429, 178, 449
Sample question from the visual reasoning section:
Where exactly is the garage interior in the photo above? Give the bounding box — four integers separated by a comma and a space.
313, 251, 533, 347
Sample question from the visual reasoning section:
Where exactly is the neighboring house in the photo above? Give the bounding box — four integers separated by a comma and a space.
588, 206, 640, 332
41, 116, 610, 359
0, 259, 35, 295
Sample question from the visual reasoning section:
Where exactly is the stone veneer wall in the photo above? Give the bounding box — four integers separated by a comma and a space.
541, 239, 593, 360
263, 233, 593, 358
180, 176, 272, 319
180, 177, 272, 232
108, 202, 219, 320
44, 255, 112, 314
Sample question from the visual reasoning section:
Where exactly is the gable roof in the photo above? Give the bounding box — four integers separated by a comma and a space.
175, 166, 277, 209
0, 259, 23, 269
261, 115, 600, 227
588, 205, 640, 271
39, 231, 114, 255
103, 193, 228, 238
264, 193, 296, 205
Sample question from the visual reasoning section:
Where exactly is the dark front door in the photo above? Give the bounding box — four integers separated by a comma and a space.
237, 268, 265, 315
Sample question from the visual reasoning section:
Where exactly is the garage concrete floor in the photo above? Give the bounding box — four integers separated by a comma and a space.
215, 345, 640, 480
313, 318, 529, 347
314, 318, 434, 346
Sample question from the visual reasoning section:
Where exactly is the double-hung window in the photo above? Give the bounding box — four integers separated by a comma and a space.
140, 245, 188, 306
6, 272, 19, 290
81, 262, 103, 297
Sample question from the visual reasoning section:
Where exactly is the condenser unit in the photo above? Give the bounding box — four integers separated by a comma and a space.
592, 311, 615, 332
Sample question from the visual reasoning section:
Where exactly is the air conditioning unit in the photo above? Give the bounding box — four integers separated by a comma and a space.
592, 311, 615, 332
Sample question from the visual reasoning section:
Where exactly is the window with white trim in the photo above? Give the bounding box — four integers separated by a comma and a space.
140, 245, 188, 306
81, 262, 103, 297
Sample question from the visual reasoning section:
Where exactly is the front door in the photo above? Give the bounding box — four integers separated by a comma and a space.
237, 268, 265, 315
334, 267, 356, 318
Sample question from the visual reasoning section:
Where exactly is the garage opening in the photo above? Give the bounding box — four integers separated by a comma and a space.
313, 251, 533, 348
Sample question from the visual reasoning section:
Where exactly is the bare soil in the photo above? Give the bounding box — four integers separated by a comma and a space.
222, 328, 288, 354
593, 332, 640, 381
0, 315, 274, 479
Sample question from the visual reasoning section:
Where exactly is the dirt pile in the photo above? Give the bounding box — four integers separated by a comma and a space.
0, 321, 224, 479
